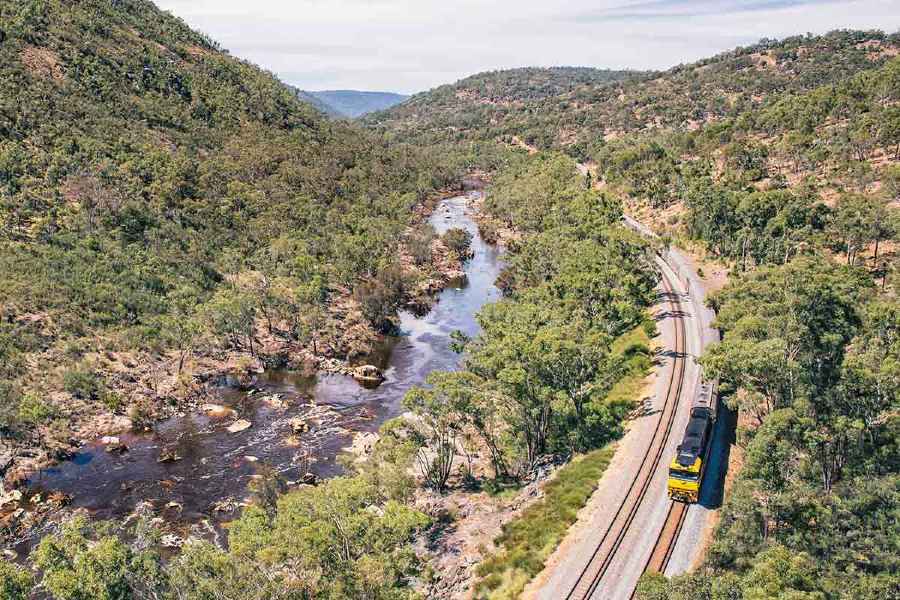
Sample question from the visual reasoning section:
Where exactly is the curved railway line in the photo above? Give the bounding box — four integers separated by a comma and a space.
564, 267, 689, 600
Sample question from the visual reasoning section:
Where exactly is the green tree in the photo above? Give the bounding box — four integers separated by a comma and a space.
351, 418, 418, 502
160, 286, 205, 373
34, 517, 164, 600
407, 223, 436, 266
403, 373, 466, 491
353, 263, 409, 333
0, 560, 32, 600
168, 541, 263, 600
740, 545, 824, 600
200, 287, 258, 354
830, 193, 881, 266
229, 477, 429, 600
703, 257, 871, 419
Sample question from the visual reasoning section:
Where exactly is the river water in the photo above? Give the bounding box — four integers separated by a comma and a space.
24, 193, 501, 533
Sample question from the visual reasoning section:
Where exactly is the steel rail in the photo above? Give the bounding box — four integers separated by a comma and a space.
565, 267, 688, 600
640, 500, 688, 579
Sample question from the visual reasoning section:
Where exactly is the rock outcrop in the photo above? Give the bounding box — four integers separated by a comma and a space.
351, 365, 385, 383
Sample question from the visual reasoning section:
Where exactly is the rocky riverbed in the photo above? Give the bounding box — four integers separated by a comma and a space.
2, 191, 503, 557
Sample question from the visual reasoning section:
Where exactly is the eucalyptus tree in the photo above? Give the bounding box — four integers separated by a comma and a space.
703, 257, 872, 419
830, 193, 890, 266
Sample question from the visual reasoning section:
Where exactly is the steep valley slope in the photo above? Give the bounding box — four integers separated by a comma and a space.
0, 0, 468, 488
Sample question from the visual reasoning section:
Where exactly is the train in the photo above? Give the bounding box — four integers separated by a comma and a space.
667, 380, 717, 503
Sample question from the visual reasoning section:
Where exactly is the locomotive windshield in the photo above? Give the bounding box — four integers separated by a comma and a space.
669, 467, 699, 481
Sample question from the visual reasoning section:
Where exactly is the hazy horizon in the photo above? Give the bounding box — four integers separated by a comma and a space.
155, 1, 900, 94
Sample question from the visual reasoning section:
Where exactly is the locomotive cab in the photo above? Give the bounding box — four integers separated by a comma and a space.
668, 455, 702, 502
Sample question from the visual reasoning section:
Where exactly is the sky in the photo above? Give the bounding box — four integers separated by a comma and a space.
154, 0, 900, 95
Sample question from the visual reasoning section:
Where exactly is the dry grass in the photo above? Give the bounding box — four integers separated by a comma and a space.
473, 446, 617, 600
20, 46, 64, 82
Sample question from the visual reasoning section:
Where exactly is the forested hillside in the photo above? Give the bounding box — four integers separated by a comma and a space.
367, 66, 642, 146
637, 259, 899, 599
0, 28, 660, 593
0, 0, 476, 481
371, 31, 900, 156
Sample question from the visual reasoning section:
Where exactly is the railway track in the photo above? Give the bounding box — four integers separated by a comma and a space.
641, 500, 688, 576
564, 267, 689, 600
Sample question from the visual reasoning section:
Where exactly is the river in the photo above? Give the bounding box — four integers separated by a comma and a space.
24, 192, 502, 537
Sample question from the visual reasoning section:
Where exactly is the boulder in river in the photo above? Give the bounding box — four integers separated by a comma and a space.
200, 403, 236, 418
227, 419, 252, 433
344, 431, 378, 462
351, 365, 385, 384
262, 394, 288, 409
212, 498, 239, 513
300, 472, 319, 486
157, 448, 182, 463
161, 534, 184, 548
105, 442, 128, 454
287, 417, 309, 435
0, 489, 22, 509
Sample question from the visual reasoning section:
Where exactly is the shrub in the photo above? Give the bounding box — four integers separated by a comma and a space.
0, 382, 23, 433
478, 221, 499, 244
16, 392, 57, 425
62, 367, 101, 400
442, 227, 474, 258
883, 163, 900, 200
128, 398, 156, 431
641, 318, 658, 338
621, 341, 650, 359
33, 516, 164, 600
407, 223, 436, 266
101, 391, 124, 413
0, 560, 32, 600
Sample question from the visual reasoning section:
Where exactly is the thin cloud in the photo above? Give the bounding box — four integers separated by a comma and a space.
574, 0, 853, 21
153, 0, 900, 93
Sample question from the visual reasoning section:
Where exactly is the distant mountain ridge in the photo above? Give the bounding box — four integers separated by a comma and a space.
293, 89, 343, 117
306, 90, 409, 118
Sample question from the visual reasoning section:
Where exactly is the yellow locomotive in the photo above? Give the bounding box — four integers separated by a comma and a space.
667, 381, 717, 503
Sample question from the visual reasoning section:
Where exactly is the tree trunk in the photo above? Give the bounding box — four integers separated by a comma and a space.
741, 237, 748, 271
